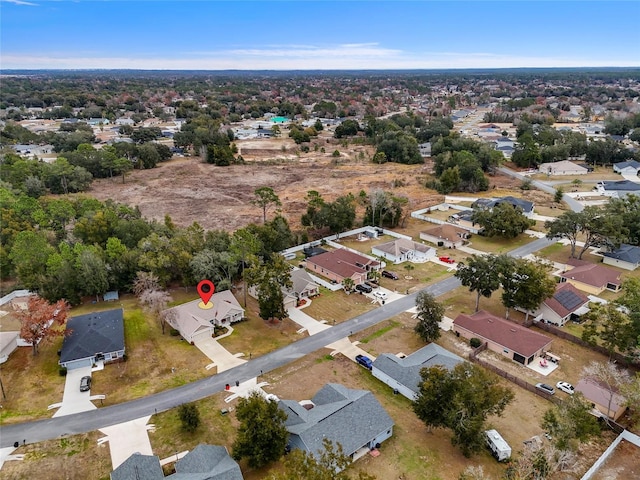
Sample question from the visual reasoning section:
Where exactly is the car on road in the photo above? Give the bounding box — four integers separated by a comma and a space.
535, 383, 555, 395
355, 354, 373, 370
80, 376, 92, 392
373, 291, 388, 301
381, 270, 399, 280
355, 283, 373, 294
439, 256, 456, 264
556, 381, 574, 395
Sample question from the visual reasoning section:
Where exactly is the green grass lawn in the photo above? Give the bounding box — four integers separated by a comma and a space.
466, 232, 537, 254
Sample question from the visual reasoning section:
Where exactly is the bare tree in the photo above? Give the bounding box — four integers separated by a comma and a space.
139, 289, 173, 334
507, 442, 575, 480
582, 361, 630, 420
132, 271, 161, 296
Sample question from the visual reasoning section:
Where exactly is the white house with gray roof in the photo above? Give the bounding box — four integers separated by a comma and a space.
372, 344, 463, 400
613, 160, 640, 176
602, 244, 640, 271
279, 384, 394, 464
372, 238, 436, 264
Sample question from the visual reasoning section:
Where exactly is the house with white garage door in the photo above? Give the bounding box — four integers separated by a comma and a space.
165, 290, 244, 344
372, 238, 436, 264
59, 309, 125, 370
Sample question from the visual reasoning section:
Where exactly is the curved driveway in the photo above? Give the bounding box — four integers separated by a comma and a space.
0, 237, 554, 448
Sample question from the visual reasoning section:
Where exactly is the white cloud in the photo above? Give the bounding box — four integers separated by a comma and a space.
1, 0, 38, 5
2, 44, 638, 70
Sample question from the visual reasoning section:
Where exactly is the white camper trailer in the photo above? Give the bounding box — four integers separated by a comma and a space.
485, 429, 511, 461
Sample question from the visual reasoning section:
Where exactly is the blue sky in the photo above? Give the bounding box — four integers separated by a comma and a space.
1, 1, 639, 70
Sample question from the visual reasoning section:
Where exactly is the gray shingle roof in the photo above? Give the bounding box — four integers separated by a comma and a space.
171, 444, 243, 480
372, 344, 463, 396
60, 309, 124, 364
279, 384, 394, 457
603, 244, 640, 264
110, 453, 164, 480
602, 180, 640, 191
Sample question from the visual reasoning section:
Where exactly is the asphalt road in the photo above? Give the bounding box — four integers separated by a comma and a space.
498, 167, 584, 213
0, 238, 554, 447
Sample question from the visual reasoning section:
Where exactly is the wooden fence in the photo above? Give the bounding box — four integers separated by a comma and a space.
469, 342, 561, 405
533, 322, 639, 369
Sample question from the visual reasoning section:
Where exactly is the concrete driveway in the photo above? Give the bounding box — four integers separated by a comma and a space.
287, 304, 331, 335
98, 416, 154, 469
326, 337, 375, 362
193, 334, 246, 373
50, 367, 97, 418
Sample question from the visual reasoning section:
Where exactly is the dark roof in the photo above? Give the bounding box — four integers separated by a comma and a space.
601, 180, 640, 191
303, 246, 328, 258
110, 453, 163, 480
60, 309, 125, 364
544, 283, 590, 318
279, 384, 394, 458
614, 160, 640, 170
472, 196, 533, 213
172, 444, 243, 479
453, 310, 552, 357
372, 344, 463, 396
603, 244, 640, 264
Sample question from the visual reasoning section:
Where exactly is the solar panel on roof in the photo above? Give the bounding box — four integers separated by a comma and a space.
554, 290, 584, 311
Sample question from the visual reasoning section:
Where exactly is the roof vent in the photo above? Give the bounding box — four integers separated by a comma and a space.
510, 328, 517, 332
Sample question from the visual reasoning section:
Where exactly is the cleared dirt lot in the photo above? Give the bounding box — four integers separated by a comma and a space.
85, 145, 531, 233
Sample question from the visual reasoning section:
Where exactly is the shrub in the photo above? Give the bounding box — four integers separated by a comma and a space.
179, 403, 201, 433
470, 337, 482, 348
170, 328, 180, 336
59, 367, 68, 377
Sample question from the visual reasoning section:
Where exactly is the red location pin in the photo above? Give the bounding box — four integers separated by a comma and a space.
197, 280, 215, 306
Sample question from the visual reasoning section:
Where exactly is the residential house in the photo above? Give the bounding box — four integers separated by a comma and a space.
447, 210, 484, 234
283, 269, 320, 309
472, 196, 535, 218
165, 291, 245, 343
613, 160, 640, 176
111, 445, 243, 480
59, 309, 125, 370
115, 117, 135, 126
305, 249, 380, 285
0, 331, 19, 364
418, 142, 432, 157
250, 268, 320, 309
278, 384, 394, 464
602, 244, 640, 271
595, 180, 640, 199
372, 344, 463, 400
372, 238, 436, 264
420, 224, 470, 248
560, 262, 622, 294
534, 282, 590, 326
453, 310, 552, 365
575, 378, 627, 421
538, 161, 589, 176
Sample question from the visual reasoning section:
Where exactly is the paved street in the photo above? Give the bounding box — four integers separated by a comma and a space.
0, 233, 557, 448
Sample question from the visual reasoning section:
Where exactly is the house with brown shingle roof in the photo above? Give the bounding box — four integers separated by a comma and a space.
305, 248, 380, 285
560, 263, 622, 295
420, 224, 470, 248
453, 310, 552, 365
576, 378, 627, 421
534, 282, 590, 327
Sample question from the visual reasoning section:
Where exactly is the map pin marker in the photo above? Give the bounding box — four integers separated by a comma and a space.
197, 280, 215, 309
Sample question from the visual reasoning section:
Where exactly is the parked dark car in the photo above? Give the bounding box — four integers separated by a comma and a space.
80, 376, 92, 392
535, 383, 555, 395
355, 283, 373, 293
381, 270, 399, 280
355, 354, 373, 370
